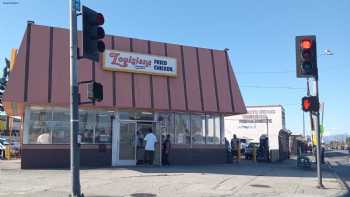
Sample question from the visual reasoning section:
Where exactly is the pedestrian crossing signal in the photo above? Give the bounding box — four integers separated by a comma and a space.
302, 96, 319, 112
87, 82, 103, 102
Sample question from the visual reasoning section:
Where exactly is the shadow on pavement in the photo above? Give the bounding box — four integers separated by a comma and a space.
0, 158, 337, 179
325, 151, 349, 158
106, 159, 336, 179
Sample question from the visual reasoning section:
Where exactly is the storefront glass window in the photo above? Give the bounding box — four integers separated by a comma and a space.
191, 114, 206, 144
119, 111, 154, 121
95, 112, 112, 143
157, 112, 175, 144
27, 109, 52, 144
174, 113, 190, 144
214, 115, 221, 144
79, 110, 95, 144
25, 107, 113, 144
206, 114, 221, 144
207, 115, 215, 144
51, 110, 70, 144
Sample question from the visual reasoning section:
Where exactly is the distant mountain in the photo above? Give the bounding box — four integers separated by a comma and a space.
322, 134, 349, 143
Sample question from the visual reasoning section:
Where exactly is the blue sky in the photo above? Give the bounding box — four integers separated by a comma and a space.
0, 0, 349, 135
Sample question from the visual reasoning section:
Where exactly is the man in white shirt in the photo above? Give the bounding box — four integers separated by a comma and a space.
37, 132, 51, 144
144, 128, 157, 165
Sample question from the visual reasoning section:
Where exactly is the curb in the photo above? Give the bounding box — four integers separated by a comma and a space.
326, 161, 350, 196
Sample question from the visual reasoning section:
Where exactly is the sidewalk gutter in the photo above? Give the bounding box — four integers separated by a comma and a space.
326, 161, 350, 197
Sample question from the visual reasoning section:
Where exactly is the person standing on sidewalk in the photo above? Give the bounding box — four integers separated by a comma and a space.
231, 134, 240, 163
162, 134, 171, 165
225, 137, 232, 163
144, 128, 157, 165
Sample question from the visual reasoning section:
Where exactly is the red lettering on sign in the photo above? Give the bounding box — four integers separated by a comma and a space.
109, 52, 152, 68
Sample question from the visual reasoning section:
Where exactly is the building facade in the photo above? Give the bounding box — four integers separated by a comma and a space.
225, 105, 290, 161
3, 23, 246, 168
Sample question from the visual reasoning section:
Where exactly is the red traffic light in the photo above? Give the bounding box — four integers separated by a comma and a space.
296, 35, 318, 78
82, 6, 106, 61
301, 39, 312, 49
96, 13, 104, 25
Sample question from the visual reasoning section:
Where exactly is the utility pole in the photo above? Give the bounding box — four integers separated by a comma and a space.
303, 111, 305, 137
69, 0, 81, 196
307, 78, 314, 131
296, 36, 323, 188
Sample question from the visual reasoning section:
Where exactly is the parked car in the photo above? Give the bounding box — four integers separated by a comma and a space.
0, 138, 9, 159
0, 137, 20, 154
0, 142, 5, 151
245, 142, 259, 160
0, 138, 10, 146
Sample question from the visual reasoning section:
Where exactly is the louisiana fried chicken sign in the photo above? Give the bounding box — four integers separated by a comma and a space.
102, 50, 177, 77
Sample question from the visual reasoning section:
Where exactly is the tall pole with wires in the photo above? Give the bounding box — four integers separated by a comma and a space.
69, 0, 81, 196
296, 35, 323, 188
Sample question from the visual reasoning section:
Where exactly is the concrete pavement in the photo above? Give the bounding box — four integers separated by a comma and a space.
326, 150, 350, 192
0, 159, 348, 197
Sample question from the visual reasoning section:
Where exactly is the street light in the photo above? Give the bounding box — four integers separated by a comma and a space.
265, 116, 269, 140
321, 49, 334, 56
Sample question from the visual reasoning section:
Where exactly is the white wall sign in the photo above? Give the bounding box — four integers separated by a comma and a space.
102, 49, 177, 77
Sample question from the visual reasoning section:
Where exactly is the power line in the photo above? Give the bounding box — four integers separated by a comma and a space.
240, 85, 305, 90
236, 70, 294, 74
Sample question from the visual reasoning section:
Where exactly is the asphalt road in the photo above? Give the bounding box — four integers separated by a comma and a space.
326, 150, 350, 192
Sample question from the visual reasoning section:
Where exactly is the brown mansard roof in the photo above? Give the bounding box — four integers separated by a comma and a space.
3, 24, 246, 116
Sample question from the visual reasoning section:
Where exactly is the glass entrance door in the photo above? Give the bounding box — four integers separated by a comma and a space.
112, 119, 162, 166
136, 122, 161, 165
118, 122, 136, 165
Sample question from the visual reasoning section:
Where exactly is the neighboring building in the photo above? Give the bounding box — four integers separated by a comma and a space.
3, 23, 246, 168
225, 105, 290, 161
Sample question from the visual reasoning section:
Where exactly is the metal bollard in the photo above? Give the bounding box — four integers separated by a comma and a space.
252, 146, 257, 162
5, 145, 11, 160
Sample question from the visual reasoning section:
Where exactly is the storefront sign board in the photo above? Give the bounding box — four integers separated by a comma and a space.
102, 50, 177, 77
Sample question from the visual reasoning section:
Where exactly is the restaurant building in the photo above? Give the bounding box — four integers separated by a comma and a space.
3, 23, 246, 168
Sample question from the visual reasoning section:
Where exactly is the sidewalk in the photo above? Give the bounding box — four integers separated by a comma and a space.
0, 159, 348, 197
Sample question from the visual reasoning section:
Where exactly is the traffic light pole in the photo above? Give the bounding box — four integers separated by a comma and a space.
313, 77, 324, 188
307, 78, 314, 131
69, 0, 81, 196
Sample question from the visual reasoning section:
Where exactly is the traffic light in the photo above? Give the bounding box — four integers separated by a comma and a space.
82, 6, 105, 62
296, 35, 318, 78
302, 96, 319, 112
87, 82, 103, 102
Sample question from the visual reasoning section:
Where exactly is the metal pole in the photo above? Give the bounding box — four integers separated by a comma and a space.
313, 77, 323, 188
69, 0, 81, 196
303, 112, 305, 137
266, 117, 269, 138
321, 102, 324, 125
307, 78, 314, 131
